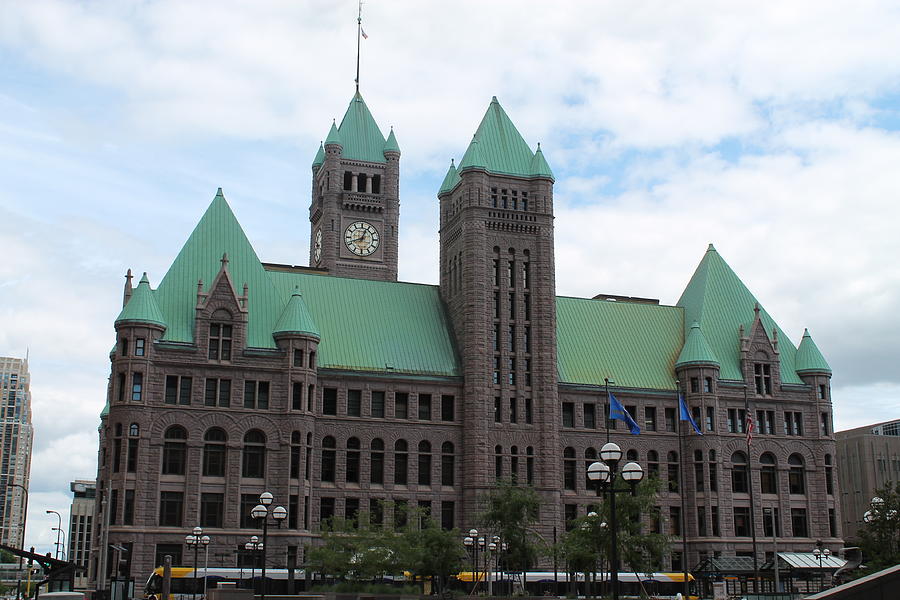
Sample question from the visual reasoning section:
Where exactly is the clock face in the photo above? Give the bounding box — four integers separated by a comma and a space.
344, 221, 380, 256
313, 229, 322, 263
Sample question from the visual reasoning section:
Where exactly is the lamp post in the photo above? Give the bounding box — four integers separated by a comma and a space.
45, 511, 62, 560
51, 528, 67, 561
249, 492, 287, 600
463, 530, 477, 594
245, 537, 264, 593
812, 540, 831, 591
587, 442, 644, 600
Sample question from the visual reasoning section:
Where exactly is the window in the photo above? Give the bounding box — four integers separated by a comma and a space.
526, 447, 535, 485
441, 501, 455, 530
320, 497, 335, 526
494, 397, 502, 422
665, 407, 676, 432
670, 506, 682, 535
690, 378, 699, 393
203, 428, 227, 477
120, 338, 128, 356
648, 450, 659, 479
760, 453, 777, 494
204, 378, 230, 407
525, 397, 533, 424
343, 171, 353, 190
706, 407, 715, 431
731, 451, 748, 493
162, 426, 187, 475
508, 292, 516, 318
704, 377, 712, 393
694, 451, 705, 492
208, 323, 232, 361
305, 433, 312, 480
644, 406, 657, 431
200, 493, 224, 528
709, 450, 718, 492
763, 508, 782, 537
290, 431, 301, 479
131, 373, 143, 402
110, 489, 119, 525
242, 430, 266, 477
372, 391, 385, 418
243, 381, 269, 409
418, 441, 432, 485
395, 392, 408, 419
289, 495, 299, 529
562, 402, 574, 427
754, 363, 772, 395
788, 454, 805, 494
711, 506, 720, 536
418, 394, 432, 420
563, 447, 576, 490
292, 382, 303, 410
370, 439, 385, 484
293, 348, 304, 367
495, 445, 503, 479
697, 506, 707, 536
117, 372, 126, 403
135, 338, 146, 356
346, 438, 361, 483
393, 499, 408, 529
650, 507, 661, 534
124, 489, 135, 525
667, 451, 679, 493
564, 504, 578, 531
584, 448, 597, 490
346, 389, 361, 417
728, 408, 747, 434
829, 508, 837, 537
159, 491, 183, 527
321, 436, 336, 482
734, 506, 751, 536
309, 351, 316, 369
370, 498, 383, 527
323, 388, 337, 415
825, 454, 834, 495
441, 395, 455, 421
819, 384, 827, 400
240, 494, 258, 528
127, 437, 139, 473
821, 412, 830, 436
510, 398, 518, 423
441, 442, 455, 486
584, 403, 596, 429
791, 508, 808, 537
394, 440, 408, 485
511, 446, 519, 483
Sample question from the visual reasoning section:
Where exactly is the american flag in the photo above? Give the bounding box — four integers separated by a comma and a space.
746, 412, 755, 445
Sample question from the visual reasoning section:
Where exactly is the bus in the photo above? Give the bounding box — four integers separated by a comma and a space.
455, 570, 695, 599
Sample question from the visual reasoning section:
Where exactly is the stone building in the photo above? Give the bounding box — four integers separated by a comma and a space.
69, 480, 96, 591
91, 92, 841, 585
836, 419, 900, 540
0, 356, 33, 549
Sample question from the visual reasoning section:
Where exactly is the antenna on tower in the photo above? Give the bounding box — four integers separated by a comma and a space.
355, 0, 365, 93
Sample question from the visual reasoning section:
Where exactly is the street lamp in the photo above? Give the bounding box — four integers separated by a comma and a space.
812, 540, 831, 591
587, 442, 644, 600
45, 511, 62, 560
51, 528, 67, 561
250, 492, 287, 600
245, 536, 264, 592
463, 531, 477, 594
185, 527, 210, 600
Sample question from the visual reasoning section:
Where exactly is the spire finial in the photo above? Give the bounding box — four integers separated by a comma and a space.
221, 252, 229, 268
753, 302, 760, 318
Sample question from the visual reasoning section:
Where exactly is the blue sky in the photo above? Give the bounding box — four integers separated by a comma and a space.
2, 0, 900, 555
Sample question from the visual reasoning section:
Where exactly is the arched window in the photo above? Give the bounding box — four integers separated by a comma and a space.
346, 437, 361, 483
418, 440, 432, 486
162, 426, 187, 475
321, 436, 336, 482
731, 451, 748, 493
693, 449, 705, 491
495, 445, 503, 479
648, 450, 660, 479
370, 439, 385, 484
825, 454, 834, 495
788, 454, 805, 494
129, 423, 140, 437
126, 423, 140, 473
441, 442, 455, 486
667, 451, 680, 492
708, 449, 718, 492
115, 423, 123, 437
290, 431, 302, 479
394, 440, 408, 485
305, 432, 312, 480
510, 445, 519, 484
202, 428, 227, 477
563, 447, 576, 490
760, 452, 777, 494
585, 447, 597, 490
526, 446, 535, 485
242, 430, 266, 478
626, 449, 639, 462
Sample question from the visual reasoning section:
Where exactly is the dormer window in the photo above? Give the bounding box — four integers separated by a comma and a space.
753, 363, 772, 395
208, 323, 232, 361
135, 338, 145, 356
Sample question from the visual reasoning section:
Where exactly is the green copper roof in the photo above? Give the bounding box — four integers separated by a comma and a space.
676, 321, 719, 367
312, 142, 325, 168
557, 297, 684, 390
677, 244, 803, 383
530, 143, 554, 180
268, 271, 459, 377
115, 272, 167, 328
439, 159, 460, 195
458, 97, 542, 178
383, 128, 400, 154
155, 189, 282, 349
336, 92, 387, 163
795, 329, 832, 374
273, 288, 320, 339
100, 398, 109, 418
325, 121, 342, 147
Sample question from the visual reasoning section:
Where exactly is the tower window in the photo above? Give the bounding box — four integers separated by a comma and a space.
491, 187, 498, 208
343, 171, 353, 190
754, 363, 772, 395
372, 174, 381, 194
357, 173, 367, 192
522, 191, 529, 211
135, 338, 145, 356
208, 323, 232, 361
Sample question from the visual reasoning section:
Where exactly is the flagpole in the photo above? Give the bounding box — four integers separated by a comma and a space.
604, 378, 613, 443
355, 0, 362, 92
675, 381, 689, 599
745, 384, 759, 594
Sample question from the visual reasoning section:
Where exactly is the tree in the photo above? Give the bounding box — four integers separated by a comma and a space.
857, 482, 900, 574
480, 479, 543, 575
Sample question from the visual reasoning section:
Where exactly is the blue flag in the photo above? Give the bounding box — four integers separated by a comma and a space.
679, 393, 703, 435
609, 393, 640, 435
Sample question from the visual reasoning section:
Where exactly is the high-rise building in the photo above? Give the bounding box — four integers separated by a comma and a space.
0, 356, 34, 549
69, 480, 96, 590
91, 92, 840, 584
836, 419, 900, 540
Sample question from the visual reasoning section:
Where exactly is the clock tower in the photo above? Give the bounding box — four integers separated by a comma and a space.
310, 92, 400, 282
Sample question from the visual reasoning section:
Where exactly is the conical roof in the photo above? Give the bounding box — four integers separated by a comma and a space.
676, 322, 719, 367
325, 121, 342, 147
155, 188, 282, 348
458, 96, 541, 178
677, 244, 803, 383
439, 159, 460, 195
312, 142, 325, 168
115, 273, 167, 328
273, 288, 320, 339
795, 329, 832, 374
530, 143, 554, 180
336, 91, 387, 163
383, 127, 400, 154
